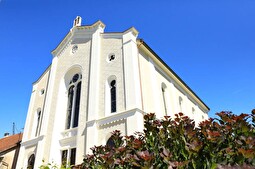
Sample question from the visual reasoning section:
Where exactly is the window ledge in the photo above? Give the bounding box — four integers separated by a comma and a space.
96, 108, 145, 127
21, 135, 44, 147
61, 127, 78, 139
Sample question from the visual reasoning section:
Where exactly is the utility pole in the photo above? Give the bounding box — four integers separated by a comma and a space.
13, 122, 15, 135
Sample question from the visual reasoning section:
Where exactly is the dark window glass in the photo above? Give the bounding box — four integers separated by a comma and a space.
109, 54, 115, 61
27, 154, 35, 169
72, 74, 79, 83
73, 82, 81, 128
70, 148, 76, 165
162, 87, 167, 115
61, 150, 68, 167
66, 86, 74, 129
35, 111, 41, 136
110, 80, 116, 113
106, 137, 115, 149
66, 73, 82, 130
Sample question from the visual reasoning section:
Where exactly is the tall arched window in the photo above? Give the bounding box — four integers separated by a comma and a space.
192, 107, 195, 115
179, 96, 183, 113
161, 83, 168, 116
66, 73, 82, 129
27, 154, 35, 169
35, 109, 41, 136
110, 80, 116, 113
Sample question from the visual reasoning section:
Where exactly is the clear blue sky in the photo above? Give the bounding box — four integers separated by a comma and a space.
0, 0, 254, 137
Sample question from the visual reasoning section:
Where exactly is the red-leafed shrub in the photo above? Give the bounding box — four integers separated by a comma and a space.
82, 110, 255, 169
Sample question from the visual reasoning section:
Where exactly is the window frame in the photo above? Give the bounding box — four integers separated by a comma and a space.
110, 80, 116, 113
35, 109, 41, 137
27, 154, 35, 169
65, 73, 82, 130
61, 148, 76, 167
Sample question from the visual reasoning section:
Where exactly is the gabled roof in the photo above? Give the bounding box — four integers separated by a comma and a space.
0, 133, 23, 153
51, 20, 105, 57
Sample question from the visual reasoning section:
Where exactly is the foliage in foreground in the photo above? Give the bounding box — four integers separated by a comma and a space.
39, 160, 75, 169
83, 110, 255, 169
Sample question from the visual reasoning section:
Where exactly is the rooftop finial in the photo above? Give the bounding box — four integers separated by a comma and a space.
73, 16, 82, 27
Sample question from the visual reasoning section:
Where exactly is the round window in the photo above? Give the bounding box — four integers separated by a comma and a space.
40, 89, 45, 95
108, 53, 115, 62
72, 45, 78, 54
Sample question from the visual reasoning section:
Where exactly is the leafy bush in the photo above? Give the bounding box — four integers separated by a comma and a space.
82, 110, 255, 169
39, 160, 74, 169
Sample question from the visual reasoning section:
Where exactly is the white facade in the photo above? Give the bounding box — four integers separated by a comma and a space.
16, 17, 209, 169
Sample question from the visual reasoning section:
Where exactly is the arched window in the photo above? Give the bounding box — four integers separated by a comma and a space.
106, 136, 115, 149
161, 83, 168, 115
35, 110, 41, 136
66, 73, 82, 129
179, 96, 183, 113
27, 154, 35, 169
110, 80, 116, 113
192, 107, 195, 114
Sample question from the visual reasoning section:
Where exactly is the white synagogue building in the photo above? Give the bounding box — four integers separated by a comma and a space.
16, 17, 209, 169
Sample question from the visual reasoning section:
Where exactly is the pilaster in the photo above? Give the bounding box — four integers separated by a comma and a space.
85, 24, 104, 153
122, 28, 142, 110
40, 55, 59, 162
87, 25, 104, 121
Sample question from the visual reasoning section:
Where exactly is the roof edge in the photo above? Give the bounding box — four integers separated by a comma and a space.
51, 20, 106, 56
32, 65, 51, 85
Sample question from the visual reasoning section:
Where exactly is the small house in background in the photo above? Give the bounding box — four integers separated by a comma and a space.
16, 17, 209, 169
0, 133, 22, 169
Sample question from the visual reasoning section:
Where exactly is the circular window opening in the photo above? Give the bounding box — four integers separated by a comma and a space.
108, 54, 115, 62
71, 45, 78, 54
40, 89, 45, 95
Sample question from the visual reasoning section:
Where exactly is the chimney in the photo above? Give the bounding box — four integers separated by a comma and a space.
4, 133, 10, 137
73, 16, 82, 27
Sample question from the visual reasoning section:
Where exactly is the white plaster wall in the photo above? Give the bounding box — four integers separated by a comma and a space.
17, 70, 50, 169
24, 70, 49, 140
138, 51, 156, 114
46, 38, 91, 165
99, 37, 125, 118
122, 31, 142, 111
98, 119, 126, 146
19, 145, 36, 169
138, 49, 208, 124
155, 67, 207, 123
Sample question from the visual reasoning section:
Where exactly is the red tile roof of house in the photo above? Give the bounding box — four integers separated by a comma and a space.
0, 133, 23, 153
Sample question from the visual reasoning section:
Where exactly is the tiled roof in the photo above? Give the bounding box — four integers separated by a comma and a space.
0, 133, 23, 153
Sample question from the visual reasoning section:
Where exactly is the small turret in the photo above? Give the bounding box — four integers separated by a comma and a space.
73, 16, 82, 27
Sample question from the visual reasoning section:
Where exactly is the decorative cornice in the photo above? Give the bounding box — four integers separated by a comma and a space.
123, 27, 139, 37
97, 108, 145, 127
59, 135, 77, 147
51, 20, 106, 57
32, 65, 51, 85
21, 135, 44, 147
51, 31, 73, 57
85, 108, 145, 128
76, 20, 105, 31
101, 33, 123, 39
